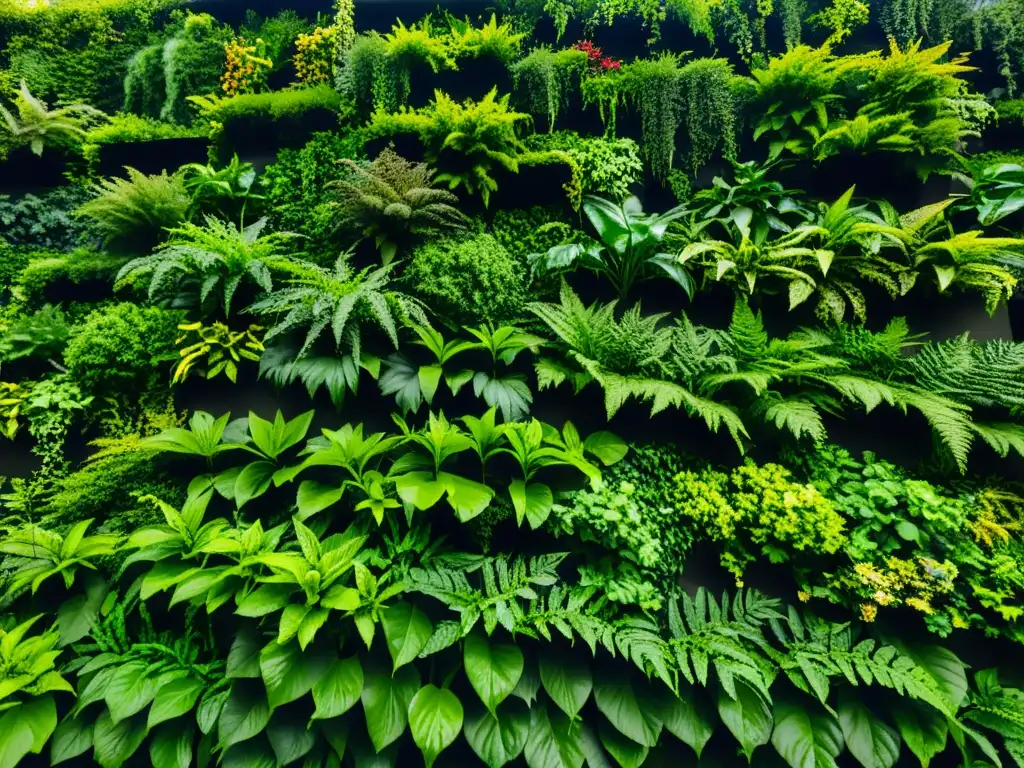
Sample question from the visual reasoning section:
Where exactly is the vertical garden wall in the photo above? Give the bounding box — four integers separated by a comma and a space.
2, 0, 1024, 766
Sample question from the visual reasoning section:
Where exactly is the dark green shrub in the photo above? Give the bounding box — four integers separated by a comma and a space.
261, 129, 365, 251
0, 241, 32, 299
490, 205, 574, 263
63, 302, 180, 395
404, 233, 527, 325
40, 440, 185, 532
0, 184, 95, 251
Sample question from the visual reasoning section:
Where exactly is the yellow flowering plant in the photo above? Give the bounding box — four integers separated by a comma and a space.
294, 25, 339, 86
222, 36, 272, 96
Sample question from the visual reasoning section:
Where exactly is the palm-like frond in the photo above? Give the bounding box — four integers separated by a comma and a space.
0, 80, 106, 156
115, 215, 295, 313
246, 253, 429, 358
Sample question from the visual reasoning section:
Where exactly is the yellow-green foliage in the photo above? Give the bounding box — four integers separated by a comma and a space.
368, 88, 532, 206
672, 460, 847, 582
448, 13, 525, 64
383, 18, 456, 74
173, 321, 264, 384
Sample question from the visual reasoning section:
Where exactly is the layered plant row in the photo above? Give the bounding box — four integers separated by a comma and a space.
2, 0, 1024, 766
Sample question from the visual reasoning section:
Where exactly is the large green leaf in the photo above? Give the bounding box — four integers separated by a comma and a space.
438, 471, 495, 522
395, 471, 448, 510
524, 703, 585, 768
148, 677, 204, 729
93, 711, 148, 768
717, 680, 772, 762
599, 721, 648, 768
104, 661, 165, 724
891, 701, 947, 768
0, 705, 36, 768
659, 686, 714, 758
50, 714, 94, 765
234, 584, 294, 618
266, 709, 316, 765
296, 480, 344, 520
226, 627, 263, 679
838, 691, 900, 768
234, 460, 276, 508
409, 684, 464, 768
509, 480, 553, 529
149, 722, 193, 768
56, 573, 108, 647
463, 698, 531, 768
582, 431, 628, 465
259, 640, 332, 711
312, 656, 364, 720
539, 652, 592, 719
218, 682, 270, 750
361, 664, 421, 753
888, 642, 967, 712
220, 736, 277, 768
381, 602, 433, 672
593, 671, 662, 748
464, 635, 524, 715
771, 698, 843, 768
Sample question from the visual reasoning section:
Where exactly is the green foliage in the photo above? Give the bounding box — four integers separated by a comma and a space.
448, 12, 526, 64
957, 161, 1024, 226
15, 250, 126, 311
76, 167, 190, 251
246, 254, 428, 358
512, 47, 588, 130
116, 216, 294, 314
802, 446, 1024, 639
63, 302, 180, 396
239, 9, 312, 70
405, 233, 528, 326
160, 12, 233, 125
367, 88, 532, 207
261, 129, 365, 250
0, 184, 94, 251
491, 205, 575, 263
173, 321, 264, 384
672, 459, 847, 581
531, 195, 693, 299
0, 80, 106, 157
188, 85, 346, 137
678, 57, 738, 175
524, 131, 643, 200
328, 147, 467, 263
0, 304, 69, 367
338, 33, 392, 116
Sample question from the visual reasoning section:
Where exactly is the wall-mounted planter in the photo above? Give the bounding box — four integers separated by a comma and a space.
92, 137, 210, 178
0, 147, 71, 194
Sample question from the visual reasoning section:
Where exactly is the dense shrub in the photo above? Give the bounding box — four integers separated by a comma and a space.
404, 232, 527, 325
63, 302, 180, 396
261, 129, 365, 254
0, 184, 95, 251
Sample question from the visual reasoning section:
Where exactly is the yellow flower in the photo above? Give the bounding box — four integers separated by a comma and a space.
797, 590, 811, 602
860, 603, 878, 622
